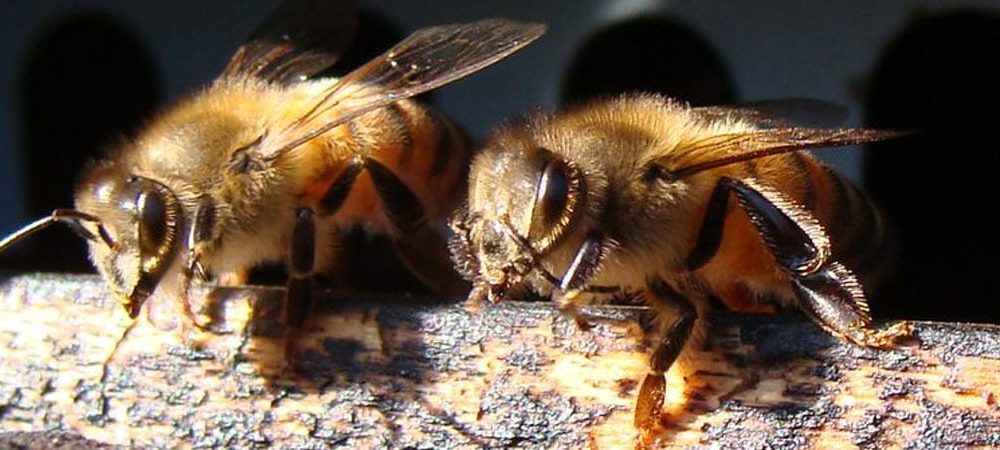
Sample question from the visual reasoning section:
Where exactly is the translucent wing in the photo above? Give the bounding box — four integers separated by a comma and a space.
667, 127, 905, 178
220, 0, 358, 84
691, 99, 849, 129
262, 19, 546, 159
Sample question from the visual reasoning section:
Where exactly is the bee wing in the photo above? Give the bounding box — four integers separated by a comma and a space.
220, 0, 358, 84
262, 19, 546, 159
669, 127, 906, 178
691, 99, 849, 129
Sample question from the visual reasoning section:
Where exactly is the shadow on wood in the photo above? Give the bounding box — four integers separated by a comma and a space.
0, 274, 998, 448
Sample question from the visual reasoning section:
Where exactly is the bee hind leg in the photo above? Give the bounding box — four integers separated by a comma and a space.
791, 263, 911, 347
713, 176, 910, 347
364, 157, 469, 296
635, 279, 696, 437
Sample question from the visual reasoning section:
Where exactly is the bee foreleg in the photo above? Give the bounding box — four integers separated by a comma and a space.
558, 231, 611, 294
719, 177, 910, 347
554, 231, 612, 330
364, 158, 468, 296
181, 195, 217, 330
635, 279, 696, 433
283, 207, 317, 367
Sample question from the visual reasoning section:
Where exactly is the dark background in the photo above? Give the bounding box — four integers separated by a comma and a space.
0, 0, 996, 323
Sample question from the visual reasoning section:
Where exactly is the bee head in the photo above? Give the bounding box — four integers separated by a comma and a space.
73, 162, 181, 318
451, 142, 588, 301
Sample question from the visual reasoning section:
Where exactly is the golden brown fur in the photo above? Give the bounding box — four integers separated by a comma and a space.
451, 94, 907, 439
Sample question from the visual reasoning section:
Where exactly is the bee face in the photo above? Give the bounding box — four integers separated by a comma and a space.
455, 129, 591, 300
75, 163, 181, 318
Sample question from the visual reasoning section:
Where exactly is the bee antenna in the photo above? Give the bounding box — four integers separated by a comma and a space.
496, 215, 564, 286
0, 209, 112, 254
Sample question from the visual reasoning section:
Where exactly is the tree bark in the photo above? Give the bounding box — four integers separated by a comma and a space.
0, 273, 998, 449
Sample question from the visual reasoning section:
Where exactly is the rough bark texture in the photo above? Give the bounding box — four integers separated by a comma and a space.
0, 273, 998, 449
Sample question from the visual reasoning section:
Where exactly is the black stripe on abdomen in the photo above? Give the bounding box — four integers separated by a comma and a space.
820, 166, 885, 272
427, 108, 468, 178
789, 152, 818, 211
385, 103, 414, 167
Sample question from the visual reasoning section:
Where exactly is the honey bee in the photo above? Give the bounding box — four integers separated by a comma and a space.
449, 94, 912, 437
0, 0, 544, 363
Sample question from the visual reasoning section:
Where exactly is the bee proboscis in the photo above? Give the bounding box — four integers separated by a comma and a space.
449, 94, 912, 439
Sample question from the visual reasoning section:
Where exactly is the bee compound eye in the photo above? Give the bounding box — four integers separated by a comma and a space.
529, 150, 585, 254
136, 188, 169, 255
536, 158, 571, 229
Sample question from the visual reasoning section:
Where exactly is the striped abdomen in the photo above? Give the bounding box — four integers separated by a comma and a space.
301, 99, 471, 226
777, 151, 894, 287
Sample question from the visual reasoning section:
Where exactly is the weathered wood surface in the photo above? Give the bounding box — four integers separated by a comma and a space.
0, 273, 998, 449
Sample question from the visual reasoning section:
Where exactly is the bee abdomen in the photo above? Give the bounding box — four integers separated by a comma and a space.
370, 100, 470, 181
806, 159, 892, 285
382, 103, 416, 166
336, 100, 470, 221
424, 106, 471, 180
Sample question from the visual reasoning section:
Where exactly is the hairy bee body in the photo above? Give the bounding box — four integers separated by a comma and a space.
452, 94, 910, 437
465, 95, 888, 306
0, 2, 545, 370
76, 77, 468, 293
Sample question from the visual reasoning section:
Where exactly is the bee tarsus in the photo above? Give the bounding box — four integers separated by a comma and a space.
635, 280, 696, 433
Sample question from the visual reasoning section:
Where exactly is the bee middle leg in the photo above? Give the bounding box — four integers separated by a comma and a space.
635, 279, 696, 433
283, 207, 318, 367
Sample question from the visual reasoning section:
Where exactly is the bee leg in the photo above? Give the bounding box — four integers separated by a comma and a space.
714, 177, 910, 347
556, 231, 613, 330
364, 157, 469, 296
554, 301, 592, 331
635, 280, 696, 435
283, 207, 317, 369
318, 159, 364, 216
793, 265, 912, 347
181, 195, 218, 331
559, 231, 612, 294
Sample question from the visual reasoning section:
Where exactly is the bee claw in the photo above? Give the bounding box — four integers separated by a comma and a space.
861, 321, 915, 348
555, 299, 592, 331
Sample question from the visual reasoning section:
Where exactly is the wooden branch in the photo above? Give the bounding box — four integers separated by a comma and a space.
1, 274, 998, 449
